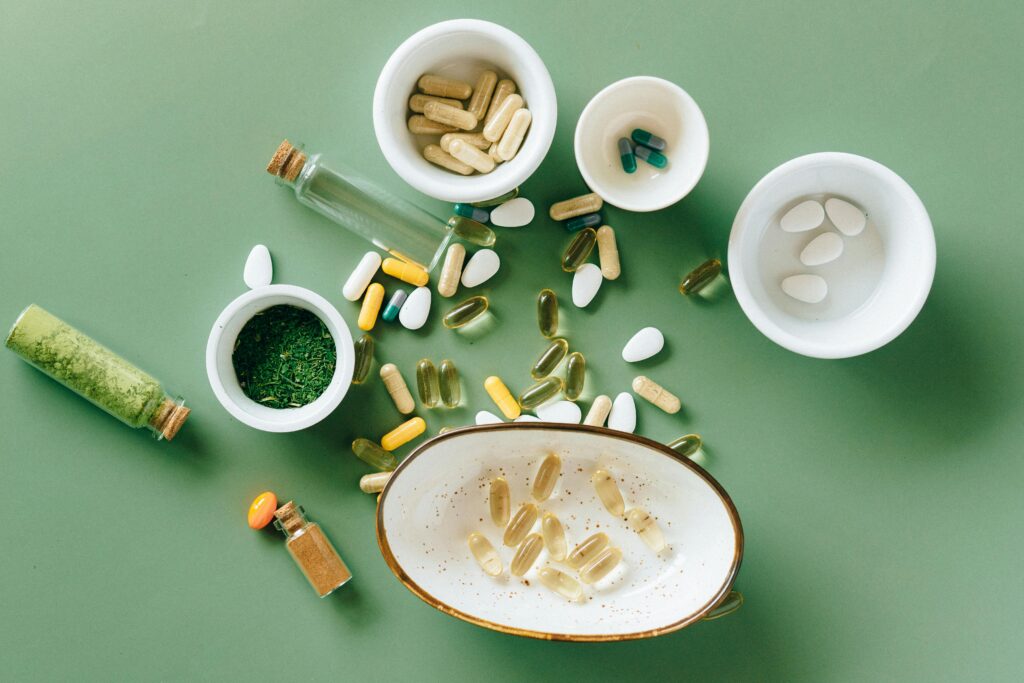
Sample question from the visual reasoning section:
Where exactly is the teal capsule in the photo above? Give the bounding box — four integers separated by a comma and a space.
447, 216, 496, 246
519, 376, 564, 410
453, 203, 491, 223
631, 128, 666, 151
564, 352, 585, 401
352, 334, 374, 385
442, 295, 489, 328
566, 212, 601, 232
471, 187, 519, 208
439, 359, 460, 408
351, 438, 397, 471
635, 144, 668, 169
382, 289, 407, 322
531, 338, 569, 380
618, 138, 636, 174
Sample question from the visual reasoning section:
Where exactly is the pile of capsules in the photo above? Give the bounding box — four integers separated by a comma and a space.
618, 128, 669, 174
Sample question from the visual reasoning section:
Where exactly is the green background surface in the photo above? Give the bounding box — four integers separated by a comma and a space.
1, 1, 1021, 680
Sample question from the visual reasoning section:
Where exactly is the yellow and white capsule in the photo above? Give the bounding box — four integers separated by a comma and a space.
358, 283, 385, 331
566, 532, 609, 570
579, 546, 622, 584
632, 375, 681, 414
484, 376, 521, 420
490, 476, 510, 527
625, 507, 667, 553
532, 453, 561, 502
538, 567, 584, 601
541, 512, 567, 561
467, 532, 503, 577
503, 502, 539, 547
381, 416, 426, 451
592, 469, 625, 516
510, 533, 544, 577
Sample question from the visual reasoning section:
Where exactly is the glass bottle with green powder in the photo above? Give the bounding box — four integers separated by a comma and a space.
5, 305, 190, 441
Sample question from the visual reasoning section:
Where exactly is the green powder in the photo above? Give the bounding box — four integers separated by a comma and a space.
232, 305, 336, 409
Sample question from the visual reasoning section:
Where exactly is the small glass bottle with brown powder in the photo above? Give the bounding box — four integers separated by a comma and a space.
273, 501, 352, 597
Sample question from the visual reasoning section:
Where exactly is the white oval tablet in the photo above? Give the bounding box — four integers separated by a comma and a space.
399, 286, 431, 329
572, 263, 603, 308
622, 327, 664, 362
536, 400, 582, 424
243, 244, 272, 289
342, 251, 382, 301
475, 410, 504, 425
781, 274, 828, 303
460, 249, 500, 287
825, 197, 866, 236
607, 392, 637, 433
799, 232, 844, 266
489, 197, 535, 227
780, 200, 825, 232
514, 414, 541, 422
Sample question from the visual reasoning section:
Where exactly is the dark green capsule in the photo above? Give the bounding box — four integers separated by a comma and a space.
634, 144, 668, 169
537, 288, 558, 338
565, 213, 601, 232
618, 138, 636, 174
453, 203, 490, 223
519, 376, 564, 410
351, 438, 397, 471
631, 128, 667, 151
471, 187, 519, 208
439, 358, 461, 408
679, 258, 722, 295
381, 289, 407, 322
562, 227, 597, 272
531, 338, 569, 380
564, 352, 585, 401
442, 295, 489, 328
668, 433, 703, 458
416, 359, 440, 408
351, 334, 374, 385
447, 216, 496, 246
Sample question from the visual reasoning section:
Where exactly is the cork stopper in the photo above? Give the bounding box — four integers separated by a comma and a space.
266, 140, 307, 183
274, 501, 306, 535
148, 398, 190, 441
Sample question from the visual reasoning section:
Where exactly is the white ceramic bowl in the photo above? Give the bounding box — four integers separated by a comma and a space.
373, 19, 557, 204
574, 76, 709, 212
728, 152, 936, 359
377, 424, 743, 641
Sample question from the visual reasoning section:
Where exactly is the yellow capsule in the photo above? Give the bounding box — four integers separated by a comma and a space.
510, 533, 544, 577
503, 502, 538, 547
579, 546, 622, 584
418, 74, 472, 99
564, 352, 585, 401
467, 532, 503, 577
566, 532, 609, 570
537, 288, 558, 338
538, 566, 584, 601
358, 283, 385, 331
531, 338, 569, 379
381, 416, 426, 451
596, 225, 621, 280
423, 100, 478, 131
423, 144, 473, 175
532, 453, 561, 502
483, 93, 524, 143
519, 376, 563, 410
408, 115, 456, 136
352, 334, 374, 384
668, 433, 703, 458
466, 70, 498, 121
562, 227, 597, 272
359, 471, 392, 494
351, 438, 397, 471
438, 359, 460, 408
484, 79, 517, 126
379, 363, 415, 414
449, 139, 495, 174
497, 108, 532, 161
440, 132, 490, 153
541, 512, 567, 561
409, 93, 463, 113
549, 192, 603, 221
583, 394, 612, 427
626, 507, 667, 552
490, 476, 510, 527
484, 376, 521, 419
592, 469, 625, 516
632, 375, 681, 414
442, 295, 489, 328
382, 257, 429, 287
437, 243, 465, 298
679, 258, 723, 295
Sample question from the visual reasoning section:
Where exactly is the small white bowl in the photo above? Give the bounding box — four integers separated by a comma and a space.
373, 19, 557, 204
728, 152, 936, 359
574, 76, 709, 212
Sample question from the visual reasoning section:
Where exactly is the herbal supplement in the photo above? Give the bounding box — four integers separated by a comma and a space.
483, 93, 524, 142
381, 416, 427, 451
531, 338, 569, 379
511, 533, 544, 577
537, 288, 558, 337
519, 376, 563, 409
472, 187, 519, 208
247, 491, 278, 530
244, 244, 273, 288
439, 359, 461, 408
596, 225, 621, 280
382, 258, 429, 287
608, 392, 637, 433
416, 359, 440, 408
572, 264, 603, 308
490, 477, 511, 527
449, 139, 496, 174
233, 305, 336, 408
824, 197, 866, 236
634, 144, 668, 169
549, 192, 603, 221
781, 274, 828, 303
423, 144, 474, 175
447, 216, 497, 246
536, 400, 582, 424
274, 501, 352, 597
583, 394, 612, 427
352, 334, 374, 384
453, 203, 490, 223
461, 249, 500, 288
423, 100, 478, 131
562, 227, 597, 272
679, 258, 722, 295
409, 93, 463, 113
592, 469, 625, 516
800, 232, 844, 266
622, 326, 664, 362
342, 251, 382, 301
382, 289, 408, 322
564, 352, 585, 401
626, 507, 667, 552
440, 132, 490, 153
618, 137, 637, 173
489, 196, 534, 227
539, 567, 583, 601
442, 296, 489, 328
408, 115, 457, 136
484, 376, 521, 419
358, 283, 385, 331
438, 243, 466, 298
468, 532, 503, 577
579, 546, 623, 584
351, 438, 398, 471
780, 199, 825, 232
541, 513, 568, 561
487, 142, 503, 163
399, 286, 431, 330
497, 108, 532, 160
566, 532, 610, 569
485, 79, 517, 125
6, 305, 189, 440
669, 433, 703, 458
466, 70, 498, 120
631, 128, 667, 151
418, 74, 472, 99
503, 503, 539, 547
532, 453, 562, 501
566, 212, 602, 233
358, 472, 390, 494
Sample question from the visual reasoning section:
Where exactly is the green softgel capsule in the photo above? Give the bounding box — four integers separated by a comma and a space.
618, 138, 636, 174
668, 433, 703, 458
442, 295, 489, 328
635, 144, 668, 169
519, 376, 564, 410
564, 352, 585, 401
531, 338, 569, 380
352, 334, 374, 385
631, 128, 666, 151
447, 216, 496, 246
562, 227, 597, 272
679, 258, 722, 295
351, 438, 397, 471
416, 359, 440, 408
439, 358, 461, 408
537, 288, 558, 338
453, 203, 490, 223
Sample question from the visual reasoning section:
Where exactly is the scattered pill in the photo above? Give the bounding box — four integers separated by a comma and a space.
540, 513, 568, 561
490, 477, 510, 527
550, 193, 603, 221
634, 144, 667, 169
468, 532, 503, 577
489, 197, 535, 227
781, 273, 828, 303
617, 137, 637, 174
537, 288, 558, 337
358, 283, 385, 331
511, 533, 544, 576
423, 144, 474, 175
442, 295, 489, 328
780, 199, 825, 232
472, 187, 519, 208
461, 249, 500, 288
564, 352, 585, 400
825, 197, 867, 236
382, 257, 429, 287
440, 132, 489, 153
247, 491, 278, 529
566, 532, 610, 570
565, 212, 602, 233
800, 231, 844, 266
591, 469, 625, 516
583, 394, 612, 427
381, 289, 407, 322
439, 359, 460, 408
447, 216, 496, 246
562, 227, 597, 272
423, 100, 477, 131
453, 203, 490, 223
515, 414, 541, 422
475, 410, 505, 425
536, 400, 582, 424
668, 433, 703, 458
608, 392, 636, 433
626, 507, 666, 552
631, 128, 667, 151
532, 453, 561, 501
352, 334, 374, 384
538, 567, 583, 601
531, 338, 569, 379
351, 437, 397, 470
579, 546, 623, 584
360, 472, 392, 494
632, 375, 681, 414
408, 115, 457, 136
398, 286, 431, 330
679, 258, 722, 296
243, 244, 272, 289
503, 503, 539, 547
381, 416, 426, 451
622, 326, 664, 362
379, 363, 415, 414
342, 251, 382, 301
418, 74, 472, 99
519, 376, 564, 409
595, 225, 620, 280
484, 375, 521, 419
484, 79, 517, 126
497, 108, 532, 160
416, 358, 440, 408
572, 263, 603, 308
409, 93, 463, 113
466, 70, 498, 121
483, 93, 524, 142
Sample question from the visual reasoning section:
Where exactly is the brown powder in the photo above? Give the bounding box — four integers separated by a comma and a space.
275, 501, 351, 598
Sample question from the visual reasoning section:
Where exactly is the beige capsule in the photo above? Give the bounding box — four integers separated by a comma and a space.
483, 93, 524, 142
541, 512, 567, 561
497, 108, 532, 161
596, 225, 621, 280
440, 132, 490, 153
408, 115, 457, 136
423, 144, 474, 175
423, 101, 478, 131
583, 394, 612, 427
566, 532, 609, 570
549, 193, 603, 221
409, 94, 463, 113
449, 139, 495, 174
538, 566, 584, 601
418, 74, 472, 99
625, 507, 667, 552
467, 532, 503, 576
632, 375, 681, 414
579, 546, 623, 584
503, 502, 539, 547
532, 453, 561, 502
466, 70, 498, 121
490, 476, 510, 527
510, 533, 544, 577
359, 471, 392, 494
487, 142, 503, 163
437, 243, 466, 298
379, 363, 415, 414
484, 79, 517, 126
592, 469, 625, 516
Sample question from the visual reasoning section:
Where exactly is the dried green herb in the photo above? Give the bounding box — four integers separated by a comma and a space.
232, 305, 336, 409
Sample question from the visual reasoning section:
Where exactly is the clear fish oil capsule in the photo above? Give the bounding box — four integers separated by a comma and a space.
380, 416, 426, 451
519, 376, 563, 410
439, 358, 460, 408
416, 359, 440, 408
631, 128, 667, 151
679, 258, 722, 295
437, 243, 466, 298
579, 546, 623, 584
417, 74, 472, 99
562, 227, 597, 272
422, 100, 477, 131
537, 288, 558, 337
352, 334, 374, 384
531, 338, 569, 379
447, 216, 496, 246
668, 433, 703, 458
484, 376, 521, 419
379, 363, 415, 414
625, 507, 667, 552
467, 532, 503, 577
632, 375, 681, 414
442, 295, 489, 329
510, 533, 544, 577
549, 192, 603, 221
351, 438, 397, 471
358, 283, 385, 331
566, 532, 609, 570
634, 144, 668, 169
532, 453, 562, 501
423, 144, 473, 175
466, 70, 498, 120
541, 512, 567, 561
596, 225, 621, 280
490, 477, 510, 527
503, 503, 539, 547
538, 567, 584, 601
453, 203, 490, 223
359, 471, 391, 494
472, 187, 519, 208
592, 469, 625, 516
564, 352, 585, 401
566, 212, 602, 233
618, 138, 636, 173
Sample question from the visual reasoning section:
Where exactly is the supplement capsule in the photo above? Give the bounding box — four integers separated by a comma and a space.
342, 251, 382, 301
352, 334, 374, 384
618, 137, 637, 173
566, 212, 602, 233
531, 338, 569, 379
596, 225, 621, 280
503, 503, 539, 547
626, 507, 667, 552
247, 491, 278, 529
437, 243, 466, 298
583, 394, 612, 427
407, 115, 457, 136
380, 417, 426, 451
679, 258, 722, 295
467, 532, 503, 577
439, 358, 460, 408
359, 471, 392, 494
564, 352, 585, 401
409, 93, 463, 113
466, 70, 498, 121
532, 453, 562, 501
442, 295, 489, 328
487, 142, 503, 163
549, 192, 603, 221
484, 79, 517, 126
497, 108, 532, 160
358, 283, 385, 331
538, 566, 584, 601
566, 532, 610, 570
417, 74, 472, 99
447, 216, 496, 247
668, 433, 703, 458
382, 257, 429, 287
541, 512, 567, 561
379, 363, 415, 414
449, 139, 495, 174
579, 546, 623, 584
471, 187, 519, 208
381, 289, 407, 322
537, 288, 558, 337
510, 533, 544, 577
423, 100, 478, 131
483, 93, 524, 143
634, 144, 668, 169
632, 375, 681, 414
519, 376, 563, 410
631, 128, 667, 151
592, 469, 625, 516
453, 203, 491, 223
562, 227, 597, 272
352, 438, 398, 471
423, 144, 474, 175
416, 359, 440, 408
484, 375, 521, 419
440, 132, 490, 153
490, 476, 510, 527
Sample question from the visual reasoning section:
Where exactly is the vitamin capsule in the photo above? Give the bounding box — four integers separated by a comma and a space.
632, 375, 681, 414
566, 212, 602, 233
531, 338, 569, 379
592, 469, 625, 516
781, 274, 828, 303
352, 437, 398, 471
679, 258, 722, 295
381, 289, 407, 322
247, 491, 278, 529
538, 566, 584, 601
352, 334, 374, 384
579, 546, 623, 584
537, 288, 558, 338
416, 359, 440, 408
618, 137, 637, 173
489, 197, 534, 227
608, 392, 637, 432
408, 115, 456, 136
483, 93, 524, 142
668, 433, 703, 458
497, 108, 532, 160
437, 243, 466, 298
379, 363, 415, 414
484, 79, 517, 126
571, 264, 603, 308
453, 203, 490, 223
532, 453, 562, 501
490, 476, 510, 527
423, 100, 477, 131
596, 225, 620, 280
824, 197, 866, 236
510, 533, 544, 577
541, 512, 567, 561
622, 326, 664, 362
583, 394, 612, 427
449, 139, 495, 174
358, 283, 385, 331
471, 187, 519, 208
398, 286, 431, 330
484, 376, 521, 419
417, 74, 472, 99
631, 128, 667, 151
780, 199, 825, 232
562, 227, 597, 272
467, 532, 503, 577
564, 352, 585, 401
566, 532, 609, 569
634, 144, 668, 169
486, 142, 503, 163
447, 216, 497, 246
382, 257, 429, 287
442, 295, 489, 328
423, 144, 474, 175
342, 251, 382, 301
380, 417, 426, 451
439, 358, 460, 408
460, 249, 500, 288
466, 70, 498, 121
536, 400, 582, 423
503, 503, 539, 547
626, 507, 667, 552
359, 471, 391, 494
549, 192, 603, 221
519, 376, 563, 409
409, 93, 463, 113
800, 231, 844, 266
440, 132, 490, 153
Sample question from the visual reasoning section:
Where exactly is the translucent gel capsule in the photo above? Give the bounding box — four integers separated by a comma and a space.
468, 532, 503, 577
503, 503, 539, 547
668, 433, 703, 458
358, 283, 384, 331
437, 243, 465, 298
592, 469, 625, 516
510, 533, 544, 577
490, 476, 510, 527
541, 512, 567, 561
351, 438, 397, 471
352, 334, 374, 384
566, 532, 609, 570
453, 203, 490, 223
416, 359, 440, 408
579, 546, 623, 584
442, 296, 489, 328
380, 363, 415, 414
626, 507, 667, 552
532, 453, 562, 501
537, 288, 558, 338
679, 258, 722, 295
531, 338, 569, 379
634, 144, 668, 169
359, 471, 391, 494
550, 192, 603, 221
447, 216, 496, 246
380, 417, 426, 451
381, 289, 407, 322
484, 376, 521, 419
519, 376, 563, 410
566, 213, 602, 233
439, 358, 460, 408
539, 566, 584, 601
631, 128, 667, 151
562, 227, 597, 272
564, 352, 585, 401
618, 137, 636, 173
471, 187, 519, 208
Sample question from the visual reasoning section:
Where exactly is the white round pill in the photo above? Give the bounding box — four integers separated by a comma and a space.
399, 286, 431, 329
243, 244, 272, 289
607, 392, 636, 433
489, 197, 535, 228
536, 400, 582, 424
622, 327, 664, 362
572, 263, 603, 308
799, 232, 844, 266
460, 249, 500, 288
780, 200, 825, 232
514, 414, 541, 422
342, 251, 382, 301
781, 274, 828, 303
825, 197, 866, 236
475, 410, 504, 425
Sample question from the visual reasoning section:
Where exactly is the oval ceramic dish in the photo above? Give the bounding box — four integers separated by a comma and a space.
376, 423, 743, 641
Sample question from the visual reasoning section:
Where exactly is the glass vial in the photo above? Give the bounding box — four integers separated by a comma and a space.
273, 501, 352, 598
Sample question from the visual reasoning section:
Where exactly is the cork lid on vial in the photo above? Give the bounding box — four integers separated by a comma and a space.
148, 397, 191, 441
266, 140, 307, 183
